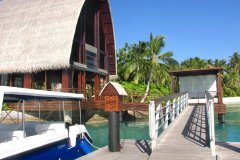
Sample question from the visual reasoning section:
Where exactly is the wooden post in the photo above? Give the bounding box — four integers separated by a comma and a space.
9, 74, 13, 87
23, 74, 32, 88
83, 71, 86, 97
100, 82, 127, 152
171, 76, 175, 93
94, 74, 100, 100
62, 70, 69, 92
217, 73, 223, 104
78, 71, 82, 93
44, 71, 47, 90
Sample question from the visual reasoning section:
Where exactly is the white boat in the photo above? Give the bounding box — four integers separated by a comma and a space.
0, 86, 94, 160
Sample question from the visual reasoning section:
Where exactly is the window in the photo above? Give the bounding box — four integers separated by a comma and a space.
12, 74, 23, 87
86, 51, 97, 69
1, 74, 9, 86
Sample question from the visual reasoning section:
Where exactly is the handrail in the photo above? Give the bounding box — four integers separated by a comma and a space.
205, 91, 216, 156
149, 92, 188, 150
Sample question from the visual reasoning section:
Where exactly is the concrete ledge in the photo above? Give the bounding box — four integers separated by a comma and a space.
223, 97, 240, 104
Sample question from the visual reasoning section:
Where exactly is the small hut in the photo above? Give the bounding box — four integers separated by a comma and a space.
99, 82, 128, 112
170, 68, 226, 122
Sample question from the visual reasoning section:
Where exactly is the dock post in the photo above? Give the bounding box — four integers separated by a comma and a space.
108, 111, 120, 152
99, 82, 127, 152
218, 114, 225, 124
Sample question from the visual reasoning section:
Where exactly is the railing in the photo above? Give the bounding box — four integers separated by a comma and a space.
205, 91, 215, 156
149, 92, 188, 150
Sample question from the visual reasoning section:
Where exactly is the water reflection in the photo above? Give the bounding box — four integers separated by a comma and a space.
85, 119, 150, 148
215, 104, 240, 142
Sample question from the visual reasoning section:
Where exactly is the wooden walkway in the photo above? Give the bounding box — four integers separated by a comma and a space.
149, 105, 214, 160
78, 104, 240, 160
215, 142, 240, 160
78, 140, 151, 160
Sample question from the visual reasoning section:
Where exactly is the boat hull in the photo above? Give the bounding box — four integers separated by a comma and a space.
4, 137, 93, 160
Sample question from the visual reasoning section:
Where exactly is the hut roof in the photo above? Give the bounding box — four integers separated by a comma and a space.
0, 0, 85, 73
99, 82, 128, 96
169, 68, 223, 77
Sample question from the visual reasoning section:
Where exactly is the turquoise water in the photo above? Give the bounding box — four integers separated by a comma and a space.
215, 103, 240, 142
85, 119, 150, 148
86, 104, 240, 147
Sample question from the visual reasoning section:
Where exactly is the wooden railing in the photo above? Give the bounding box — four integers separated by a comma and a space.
149, 92, 189, 150
205, 91, 216, 156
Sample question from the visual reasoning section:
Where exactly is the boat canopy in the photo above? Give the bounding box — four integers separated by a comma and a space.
0, 86, 84, 112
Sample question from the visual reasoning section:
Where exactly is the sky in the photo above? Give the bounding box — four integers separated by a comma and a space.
109, 0, 240, 62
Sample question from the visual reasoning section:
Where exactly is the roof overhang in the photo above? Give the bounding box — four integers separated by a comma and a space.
0, 86, 84, 112
170, 68, 223, 77
0, 0, 86, 73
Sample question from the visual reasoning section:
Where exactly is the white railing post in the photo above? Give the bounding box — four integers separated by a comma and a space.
209, 99, 216, 156
182, 94, 185, 110
171, 98, 176, 122
149, 92, 189, 151
184, 93, 188, 109
205, 91, 216, 156
164, 100, 170, 130
155, 103, 161, 137
177, 96, 180, 116
180, 95, 183, 112
149, 101, 157, 150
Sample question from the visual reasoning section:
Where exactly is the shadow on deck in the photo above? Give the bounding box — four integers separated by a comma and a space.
182, 104, 210, 147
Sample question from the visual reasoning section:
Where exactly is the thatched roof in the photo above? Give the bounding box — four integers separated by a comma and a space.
0, 0, 85, 73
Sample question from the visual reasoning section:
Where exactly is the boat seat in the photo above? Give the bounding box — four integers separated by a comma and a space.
35, 123, 65, 134
69, 125, 90, 147
0, 124, 20, 131
0, 130, 24, 143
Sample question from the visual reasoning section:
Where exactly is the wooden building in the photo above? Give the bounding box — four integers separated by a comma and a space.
0, 0, 116, 100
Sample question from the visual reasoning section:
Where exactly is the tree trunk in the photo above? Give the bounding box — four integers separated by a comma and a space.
140, 72, 152, 103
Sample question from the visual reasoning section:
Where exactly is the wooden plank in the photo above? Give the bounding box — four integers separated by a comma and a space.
23, 74, 32, 88
77, 140, 150, 160
215, 142, 240, 160
150, 105, 214, 160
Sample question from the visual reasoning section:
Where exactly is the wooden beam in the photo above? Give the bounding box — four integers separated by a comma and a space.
9, 74, 13, 87
105, 75, 109, 83
44, 71, 47, 90
94, 74, 100, 100
81, 71, 86, 96
217, 73, 223, 104
23, 74, 32, 88
78, 71, 82, 93
62, 70, 69, 92
171, 76, 175, 93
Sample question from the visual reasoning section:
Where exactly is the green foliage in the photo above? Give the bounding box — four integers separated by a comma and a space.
2, 103, 10, 111
117, 35, 240, 98
119, 81, 171, 102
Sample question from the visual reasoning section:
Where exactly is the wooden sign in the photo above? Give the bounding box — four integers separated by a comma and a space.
105, 96, 119, 112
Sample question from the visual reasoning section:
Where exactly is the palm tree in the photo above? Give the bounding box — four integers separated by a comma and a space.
229, 52, 240, 72
121, 41, 149, 83
140, 34, 176, 102
180, 57, 208, 69
121, 34, 176, 102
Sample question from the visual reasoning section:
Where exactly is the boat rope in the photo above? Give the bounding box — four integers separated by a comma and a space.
83, 134, 101, 150
120, 122, 126, 148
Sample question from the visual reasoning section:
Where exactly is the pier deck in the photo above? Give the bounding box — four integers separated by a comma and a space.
216, 142, 240, 160
78, 140, 151, 160
78, 104, 239, 160
149, 105, 214, 160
